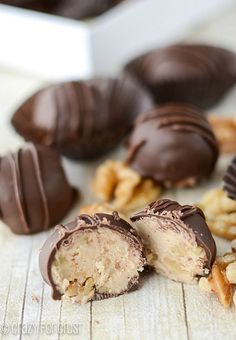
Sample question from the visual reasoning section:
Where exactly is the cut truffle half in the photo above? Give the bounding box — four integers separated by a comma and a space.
223, 156, 236, 201
39, 213, 146, 304
131, 199, 216, 284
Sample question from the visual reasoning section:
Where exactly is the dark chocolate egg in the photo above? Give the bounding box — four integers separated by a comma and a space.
125, 44, 236, 109
0, 144, 77, 235
12, 77, 154, 160
126, 103, 219, 187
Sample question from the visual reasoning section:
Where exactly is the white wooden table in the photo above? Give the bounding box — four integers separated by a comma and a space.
1, 5, 236, 339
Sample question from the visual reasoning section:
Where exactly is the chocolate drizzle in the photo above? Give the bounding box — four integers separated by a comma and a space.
127, 103, 219, 186
0, 144, 77, 234
223, 156, 236, 200
12, 77, 154, 160
125, 44, 236, 109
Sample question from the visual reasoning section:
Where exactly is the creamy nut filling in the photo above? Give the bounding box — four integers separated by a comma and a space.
133, 216, 208, 283
51, 227, 144, 304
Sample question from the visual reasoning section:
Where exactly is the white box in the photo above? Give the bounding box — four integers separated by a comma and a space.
0, 0, 235, 81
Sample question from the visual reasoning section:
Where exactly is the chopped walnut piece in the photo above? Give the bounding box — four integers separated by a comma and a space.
208, 115, 236, 154
93, 160, 161, 213
199, 252, 236, 308
79, 203, 114, 215
233, 291, 236, 307
198, 188, 236, 240
226, 262, 236, 284
210, 262, 233, 308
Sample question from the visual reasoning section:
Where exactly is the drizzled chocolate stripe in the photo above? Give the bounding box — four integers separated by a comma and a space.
223, 156, 236, 200
12, 78, 153, 160
8, 152, 29, 233
0, 144, 76, 235
135, 199, 204, 220
27, 144, 50, 230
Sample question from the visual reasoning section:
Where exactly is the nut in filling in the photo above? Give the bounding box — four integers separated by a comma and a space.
131, 199, 216, 284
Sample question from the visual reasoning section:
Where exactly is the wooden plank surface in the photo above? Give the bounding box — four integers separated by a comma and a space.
1, 7, 236, 339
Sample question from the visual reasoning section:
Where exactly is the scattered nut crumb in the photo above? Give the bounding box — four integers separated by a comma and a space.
31, 294, 40, 303
199, 277, 212, 293
198, 188, 236, 240
92, 160, 161, 214
210, 262, 233, 308
208, 115, 236, 154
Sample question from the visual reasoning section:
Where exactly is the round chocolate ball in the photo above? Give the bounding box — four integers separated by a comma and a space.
0, 144, 77, 235
11, 77, 153, 160
126, 103, 219, 187
125, 44, 236, 109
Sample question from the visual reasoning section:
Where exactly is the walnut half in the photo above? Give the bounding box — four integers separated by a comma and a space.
208, 115, 236, 154
92, 160, 161, 213
198, 188, 236, 240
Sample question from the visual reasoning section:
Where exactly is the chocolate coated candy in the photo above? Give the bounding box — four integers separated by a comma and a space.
0, 144, 76, 234
131, 199, 216, 283
12, 77, 153, 160
125, 44, 236, 109
39, 212, 146, 303
223, 156, 236, 201
126, 103, 219, 188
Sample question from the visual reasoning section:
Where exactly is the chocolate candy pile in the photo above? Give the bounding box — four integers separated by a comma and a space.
1, 43, 236, 306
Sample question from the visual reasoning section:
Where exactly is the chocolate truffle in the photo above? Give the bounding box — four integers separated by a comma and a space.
0, 144, 76, 235
0, 0, 123, 19
54, 0, 123, 20
39, 212, 146, 303
125, 44, 236, 109
131, 199, 216, 284
0, 0, 56, 13
223, 156, 236, 200
12, 77, 153, 160
126, 103, 219, 187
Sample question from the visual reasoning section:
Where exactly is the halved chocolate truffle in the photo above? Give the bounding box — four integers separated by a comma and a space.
125, 44, 236, 109
131, 199, 216, 284
0, 144, 76, 235
39, 212, 146, 303
11, 77, 153, 160
126, 103, 219, 187
223, 156, 236, 200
